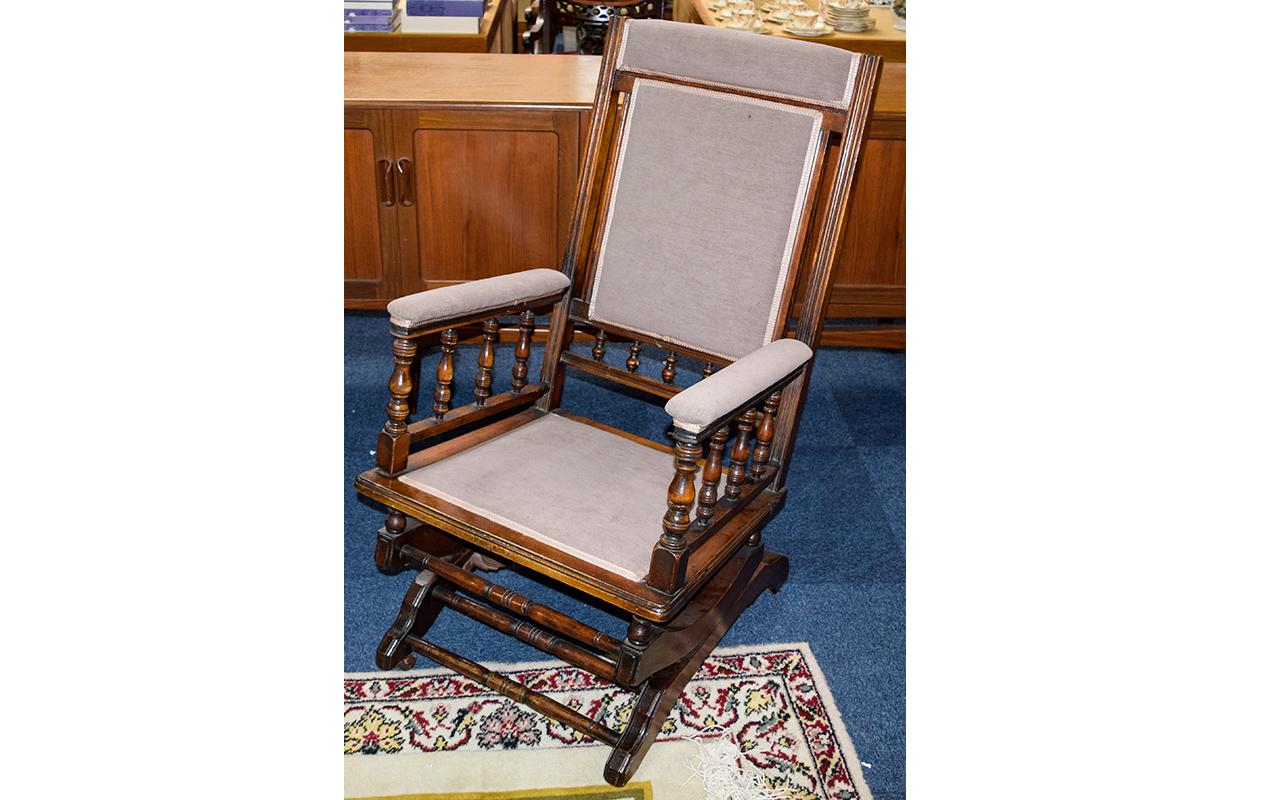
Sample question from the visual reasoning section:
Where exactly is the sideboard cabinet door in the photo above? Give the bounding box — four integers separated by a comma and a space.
392, 108, 581, 295
345, 109, 402, 307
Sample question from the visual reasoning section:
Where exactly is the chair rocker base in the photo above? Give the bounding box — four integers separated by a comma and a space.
371, 516, 789, 786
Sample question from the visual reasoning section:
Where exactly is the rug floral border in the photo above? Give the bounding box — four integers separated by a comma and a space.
345, 644, 865, 800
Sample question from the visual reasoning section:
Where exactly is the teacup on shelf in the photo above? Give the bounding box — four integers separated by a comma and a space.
791, 8, 822, 28
726, 7, 762, 27
890, 0, 905, 30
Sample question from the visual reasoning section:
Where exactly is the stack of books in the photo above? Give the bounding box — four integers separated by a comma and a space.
345, 0, 399, 32
400, 0, 486, 34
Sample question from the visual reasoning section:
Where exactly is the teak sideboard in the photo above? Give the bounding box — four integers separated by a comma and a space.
345, 50, 905, 347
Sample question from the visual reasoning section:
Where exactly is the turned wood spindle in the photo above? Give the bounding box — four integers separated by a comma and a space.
660, 438, 701, 551
592, 329, 608, 361
626, 343, 642, 374
723, 410, 757, 501
662, 352, 678, 385
433, 328, 458, 419
696, 426, 730, 526
374, 510, 411, 573
627, 617, 653, 648
384, 337, 418, 436
511, 309, 535, 392
474, 318, 499, 405
750, 391, 782, 480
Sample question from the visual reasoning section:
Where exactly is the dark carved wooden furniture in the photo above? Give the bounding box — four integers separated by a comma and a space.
523, 0, 662, 54
354, 17, 882, 786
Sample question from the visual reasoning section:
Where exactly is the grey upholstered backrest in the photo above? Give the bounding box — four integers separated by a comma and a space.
585, 20, 860, 361
615, 18, 859, 108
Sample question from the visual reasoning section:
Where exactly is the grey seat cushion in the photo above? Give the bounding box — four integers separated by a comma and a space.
398, 413, 677, 582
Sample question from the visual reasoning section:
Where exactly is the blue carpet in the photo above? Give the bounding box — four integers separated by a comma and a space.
344, 311, 905, 797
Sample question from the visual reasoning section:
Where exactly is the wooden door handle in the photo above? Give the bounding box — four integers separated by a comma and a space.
378, 159, 395, 207
396, 158, 414, 206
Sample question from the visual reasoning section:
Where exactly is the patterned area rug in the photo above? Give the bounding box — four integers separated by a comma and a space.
344, 642, 872, 800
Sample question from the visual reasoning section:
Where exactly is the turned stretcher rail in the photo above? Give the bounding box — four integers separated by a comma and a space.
405, 636, 623, 748
402, 545, 624, 656
427, 581, 621, 681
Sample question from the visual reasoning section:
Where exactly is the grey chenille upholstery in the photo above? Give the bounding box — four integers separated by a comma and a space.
617, 18, 858, 107
665, 338, 813, 434
586, 21, 858, 362
388, 268, 571, 330
587, 80, 823, 361
400, 413, 678, 581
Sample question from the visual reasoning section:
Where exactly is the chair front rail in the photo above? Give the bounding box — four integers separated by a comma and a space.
357, 451, 784, 620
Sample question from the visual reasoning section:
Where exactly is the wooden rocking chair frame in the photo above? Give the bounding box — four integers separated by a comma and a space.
354, 18, 882, 786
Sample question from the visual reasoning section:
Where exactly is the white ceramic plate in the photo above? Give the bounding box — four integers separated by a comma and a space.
735, 22, 772, 33
784, 22, 833, 35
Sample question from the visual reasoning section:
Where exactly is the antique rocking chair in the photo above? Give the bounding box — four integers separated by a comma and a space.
354, 18, 882, 786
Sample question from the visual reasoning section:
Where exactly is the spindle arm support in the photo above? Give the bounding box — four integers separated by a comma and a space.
663, 338, 812, 440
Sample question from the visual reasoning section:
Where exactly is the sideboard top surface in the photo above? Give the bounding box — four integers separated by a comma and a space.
345, 52, 904, 116
345, 53, 604, 107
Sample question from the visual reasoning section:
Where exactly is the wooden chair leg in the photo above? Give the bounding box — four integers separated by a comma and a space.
603, 547, 789, 786
373, 518, 474, 670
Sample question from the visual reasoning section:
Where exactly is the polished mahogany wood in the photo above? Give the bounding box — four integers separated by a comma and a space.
404, 545, 625, 657
511, 310, 536, 391
432, 328, 458, 418
696, 427, 729, 526
406, 637, 623, 747
344, 129, 383, 282
354, 19, 883, 786
344, 108, 402, 303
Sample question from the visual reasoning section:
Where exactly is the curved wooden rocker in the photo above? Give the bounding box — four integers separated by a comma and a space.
354, 18, 882, 787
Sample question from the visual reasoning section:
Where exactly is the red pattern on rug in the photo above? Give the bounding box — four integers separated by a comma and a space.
345, 646, 863, 800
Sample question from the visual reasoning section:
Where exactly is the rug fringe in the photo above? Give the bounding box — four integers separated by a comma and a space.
682, 732, 781, 800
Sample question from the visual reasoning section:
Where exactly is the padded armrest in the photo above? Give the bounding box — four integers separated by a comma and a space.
665, 338, 812, 435
388, 269, 572, 331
